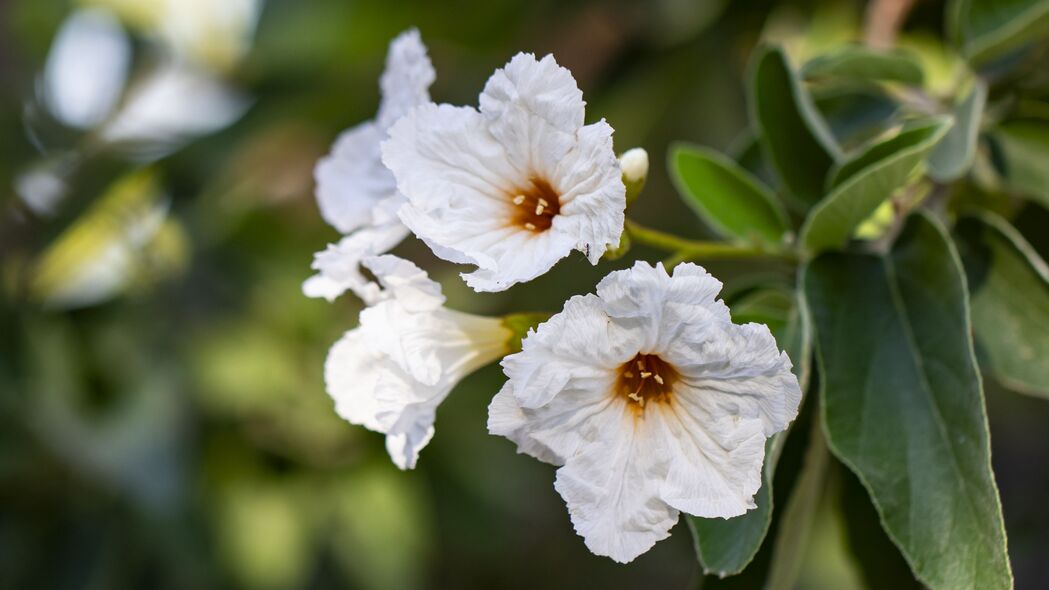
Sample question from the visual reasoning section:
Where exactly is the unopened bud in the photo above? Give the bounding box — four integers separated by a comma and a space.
620, 148, 648, 208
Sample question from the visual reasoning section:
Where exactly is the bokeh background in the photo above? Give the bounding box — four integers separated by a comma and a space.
2, 0, 1048, 588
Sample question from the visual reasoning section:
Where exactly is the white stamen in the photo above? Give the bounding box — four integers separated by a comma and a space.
623, 371, 633, 378
535, 204, 545, 215
640, 371, 652, 379
653, 374, 664, 385
637, 360, 644, 370
537, 197, 549, 207
524, 222, 537, 230
513, 194, 526, 205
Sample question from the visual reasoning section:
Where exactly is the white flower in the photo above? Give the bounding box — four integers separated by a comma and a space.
488, 261, 801, 563
305, 29, 434, 302
382, 53, 625, 292
326, 255, 510, 469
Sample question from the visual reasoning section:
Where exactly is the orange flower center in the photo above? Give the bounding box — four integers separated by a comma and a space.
616, 353, 679, 410
509, 177, 561, 232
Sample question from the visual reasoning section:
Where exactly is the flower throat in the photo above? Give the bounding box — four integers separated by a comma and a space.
510, 177, 561, 232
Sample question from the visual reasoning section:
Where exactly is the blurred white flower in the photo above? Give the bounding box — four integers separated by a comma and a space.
382, 53, 625, 292
305, 29, 434, 303
488, 261, 801, 562
100, 59, 250, 159
326, 255, 510, 469
80, 0, 263, 70
42, 8, 131, 129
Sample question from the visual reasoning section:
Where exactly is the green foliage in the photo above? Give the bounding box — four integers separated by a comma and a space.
802, 45, 925, 86
948, 0, 1049, 63
669, 144, 789, 245
995, 119, 1049, 209
928, 80, 987, 182
749, 45, 841, 210
955, 212, 1049, 398
800, 117, 951, 254
803, 212, 1012, 590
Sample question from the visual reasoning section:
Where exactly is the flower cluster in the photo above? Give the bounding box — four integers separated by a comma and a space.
307, 30, 802, 563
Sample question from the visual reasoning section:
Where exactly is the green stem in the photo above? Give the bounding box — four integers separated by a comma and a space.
625, 220, 797, 263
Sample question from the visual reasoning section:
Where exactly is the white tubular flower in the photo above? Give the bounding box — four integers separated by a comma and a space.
488, 261, 801, 563
382, 53, 625, 292
305, 29, 434, 302
326, 255, 510, 469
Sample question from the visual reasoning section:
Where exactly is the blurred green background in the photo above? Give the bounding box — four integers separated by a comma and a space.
2, 0, 1048, 588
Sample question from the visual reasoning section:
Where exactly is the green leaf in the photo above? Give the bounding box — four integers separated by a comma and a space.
669, 144, 790, 245
750, 45, 841, 210
954, 212, 1049, 398
687, 287, 811, 577
948, 0, 1049, 64
764, 419, 830, 590
799, 117, 952, 255
802, 46, 925, 86
995, 119, 1049, 209
928, 80, 988, 182
802, 211, 1012, 590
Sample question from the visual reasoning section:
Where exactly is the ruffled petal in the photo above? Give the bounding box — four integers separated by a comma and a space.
553, 403, 679, 564
550, 120, 625, 264
656, 400, 766, 518
302, 222, 410, 303
314, 121, 395, 234
502, 294, 640, 408
376, 28, 435, 131
362, 254, 444, 311
479, 53, 585, 179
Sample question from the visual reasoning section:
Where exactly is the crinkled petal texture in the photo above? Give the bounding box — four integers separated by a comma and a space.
383, 53, 624, 292
325, 255, 509, 469
309, 29, 434, 297
488, 261, 802, 563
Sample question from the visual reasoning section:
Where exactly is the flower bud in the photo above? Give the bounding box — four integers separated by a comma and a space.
620, 148, 648, 208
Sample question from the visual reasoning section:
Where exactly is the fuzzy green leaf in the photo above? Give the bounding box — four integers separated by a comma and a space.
750, 45, 841, 210
955, 212, 1049, 398
996, 119, 1049, 209
803, 211, 1012, 590
669, 144, 790, 245
928, 80, 987, 182
800, 117, 952, 254
802, 46, 925, 86
948, 0, 1049, 64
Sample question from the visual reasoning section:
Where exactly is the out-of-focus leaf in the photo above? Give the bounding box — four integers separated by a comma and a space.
750, 45, 841, 210
948, 0, 1049, 64
329, 465, 433, 590
995, 119, 1049, 208
929, 80, 987, 182
216, 480, 315, 590
687, 287, 810, 577
803, 211, 1012, 590
955, 212, 1049, 398
765, 420, 829, 590
800, 117, 951, 254
813, 86, 900, 151
802, 46, 924, 85
669, 144, 790, 245
29, 169, 188, 309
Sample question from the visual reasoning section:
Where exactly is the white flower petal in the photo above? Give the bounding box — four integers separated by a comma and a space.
314, 122, 394, 234
44, 9, 131, 129
502, 294, 639, 409
377, 28, 435, 130
361, 254, 444, 310
553, 403, 679, 563
479, 53, 584, 178
551, 120, 625, 264
302, 222, 410, 304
